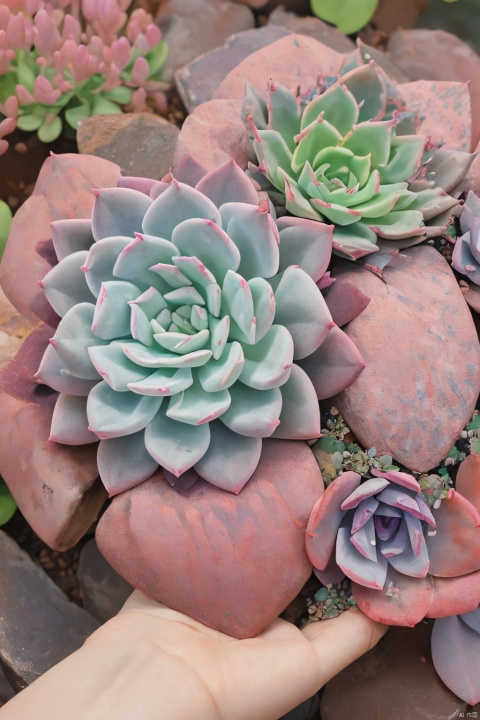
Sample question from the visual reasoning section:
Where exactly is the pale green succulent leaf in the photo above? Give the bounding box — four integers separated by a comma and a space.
65, 101, 91, 129
93, 281, 142, 340
271, 364, 321, 439
379, 135, 425, 184
127, 367, 193, 396
268, 81, 301, 152
191, 305, 209, 331
51, 219, 94, 262
197, 341, 244, 392
407, 187, 459, 221
423, 149, 475, 193
342, 121, 393, 168
209, 315, 230, 359
89, 342, 151, 391
240, 324, 293, 390
92, 95, 123, 116
341, 63, 387, 123
172, 217, 240, 284
194, 420, 262, 494
113, 235, 180, 291
274, 266, 333, 360
16, 113, 44, 131
52, 302, 106, 380
143, 181, 221, 241
245, 82, 268, 130
222, 270, 255, 343
292, 118, 343, 174
224, 204, 279, 281
332, 223, 379, 260
145, 404, 210, 477
85, 237, 132, 297
98, 432, 159, 496
166, 378, 231, 425
172, 255, 217, 291
278, 169, 321, 221
220, 382, 282, 438
148, 262, 191, 289
255, 129, 294, 188
248, 277, 276, 342
87, 380, 163, 439
42, 250, 94, 318
277, 217, 333, 282
154, 329, 210, 355
92, 187, 152, 242
301, 82, 359, 135
163, 284, 205, 307
122, 340, 212, 368
364, 210, 424, 238
352, 186, 404, 218
50, 393, 98, 445
36, 344, 98, 397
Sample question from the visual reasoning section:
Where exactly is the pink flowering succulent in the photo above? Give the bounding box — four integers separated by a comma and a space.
33, 157, 366, 496
0, 0, 167, 150
306, 467, 480, 627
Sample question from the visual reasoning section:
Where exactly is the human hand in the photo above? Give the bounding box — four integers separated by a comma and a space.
1, 590, 387, 720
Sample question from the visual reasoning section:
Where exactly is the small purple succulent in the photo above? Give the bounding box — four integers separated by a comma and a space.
452, 190, 480, 285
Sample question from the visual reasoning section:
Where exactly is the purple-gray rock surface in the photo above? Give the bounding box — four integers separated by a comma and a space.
333, 245, 480, 472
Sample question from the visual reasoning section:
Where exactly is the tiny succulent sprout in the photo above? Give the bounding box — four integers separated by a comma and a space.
245, 57, 474, 261
452, 190, 480, 285
36, 158, 367, 498
0, 0, 168, 148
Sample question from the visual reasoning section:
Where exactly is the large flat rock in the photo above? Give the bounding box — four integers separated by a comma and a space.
334, 245, 480, 472
97, 439, 323, 639
0, 531, 99, 690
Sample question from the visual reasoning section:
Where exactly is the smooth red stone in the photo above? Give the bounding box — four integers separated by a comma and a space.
426, 571, 480, 618
352, 566, 434, 627
456, 453, 480, 513
0, 326, 106, 551
426, 491, 480, 577
0, 154, 120, 323
389, 29, 480, 149
333, 246, 480, 472
323, 281, 370, 328
96, 439, 323, 639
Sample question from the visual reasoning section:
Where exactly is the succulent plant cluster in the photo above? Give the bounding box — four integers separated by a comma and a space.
246, 60, 472, 260
0, 0, 167, 150
36, 159, 366, 496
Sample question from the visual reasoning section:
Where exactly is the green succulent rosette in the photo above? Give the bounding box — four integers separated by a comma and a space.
245, 61, 472, 260
36, 160, 366, 497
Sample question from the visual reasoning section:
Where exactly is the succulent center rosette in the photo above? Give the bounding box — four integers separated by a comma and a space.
36, 160, 364, 497
245, 61, 471, 260
306, 469, 437, 590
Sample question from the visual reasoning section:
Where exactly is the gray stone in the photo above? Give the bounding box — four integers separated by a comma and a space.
321, 622, 468, 720
175, 25, 291, 113
333, 245, 480, 473
0, 531, 99, 690
268, 7, 355, 52
77, 113, 179, 180
78, 539, 133, 624
156, 0, 255, 82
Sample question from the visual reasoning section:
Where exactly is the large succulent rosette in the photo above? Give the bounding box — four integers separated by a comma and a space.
35, 159, 365, 496
452, 190, 480, 285
245, 61, 472, 260
306, 467, 480, 627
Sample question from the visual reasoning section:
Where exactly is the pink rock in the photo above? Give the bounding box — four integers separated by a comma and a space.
173, 99, 249, 171
0, 326, 106, 551
456, 453, 480, 513
0, 288, 39, 372
333, 246, 480, 472
96, 439, 323, 639
0, 154, 120, 323
400, 80, 472, 153
389, 29, 480, 149
213, 33, 346, 100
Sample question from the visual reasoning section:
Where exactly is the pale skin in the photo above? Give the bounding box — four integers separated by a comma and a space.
0, 591, 388, 720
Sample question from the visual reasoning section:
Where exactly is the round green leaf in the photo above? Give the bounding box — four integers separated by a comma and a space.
17, 112, 45, 132
0, 480, 17, 526
311, 0, 379, 34
0, 200, 12, 261
37, 115, 62, 143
